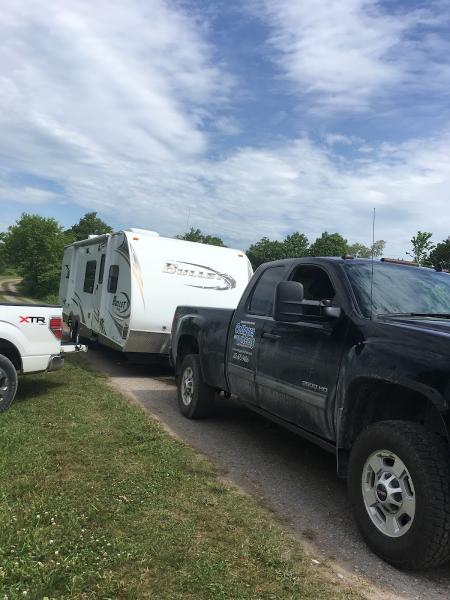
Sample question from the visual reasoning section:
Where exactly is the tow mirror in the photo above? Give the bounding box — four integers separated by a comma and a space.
273, 281, 304, 322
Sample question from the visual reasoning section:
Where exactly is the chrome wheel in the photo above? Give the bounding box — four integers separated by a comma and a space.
0, 367, 10, 402
362, 449, 416, 538
181, 366, 194, 406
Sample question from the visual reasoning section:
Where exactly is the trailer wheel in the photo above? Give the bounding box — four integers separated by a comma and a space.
0, 354, 18, 414
348, 420, 450, 569
178, 354, 215, 419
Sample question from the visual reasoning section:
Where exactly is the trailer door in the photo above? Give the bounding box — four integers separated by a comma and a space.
91, 251, 106, 334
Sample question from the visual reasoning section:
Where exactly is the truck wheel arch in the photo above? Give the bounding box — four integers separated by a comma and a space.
339, 378, 448, 452
0, 339, 22, 372
176, 335, 199, 375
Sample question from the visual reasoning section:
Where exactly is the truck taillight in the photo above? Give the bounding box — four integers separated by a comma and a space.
50, 316, 63, 340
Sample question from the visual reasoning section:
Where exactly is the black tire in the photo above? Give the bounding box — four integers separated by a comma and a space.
348, 420, 450, 570
0, 354, 18, 414
177, 354, 215, 419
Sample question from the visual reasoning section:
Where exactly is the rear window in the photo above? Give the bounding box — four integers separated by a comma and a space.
107, 265, 119, 293
83, 261, 97, 294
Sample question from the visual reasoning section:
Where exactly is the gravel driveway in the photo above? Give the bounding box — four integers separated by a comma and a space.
86, 346, 450, 600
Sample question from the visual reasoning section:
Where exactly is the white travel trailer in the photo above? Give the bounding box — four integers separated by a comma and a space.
59, 229, 253, 354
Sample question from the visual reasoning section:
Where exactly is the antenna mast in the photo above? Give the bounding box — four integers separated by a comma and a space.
185, 206, 191, 235
370, 208, 376, 320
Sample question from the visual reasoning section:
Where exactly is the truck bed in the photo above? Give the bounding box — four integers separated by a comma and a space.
172, 306, 235, 392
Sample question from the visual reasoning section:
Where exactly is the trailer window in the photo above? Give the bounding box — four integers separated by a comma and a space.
108, 265, 119, 293
98, 254, 106, 284
83, 261, 97, 294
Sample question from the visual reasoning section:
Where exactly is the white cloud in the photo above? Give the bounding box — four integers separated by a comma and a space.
0, 0, 229, 169
255, 0, 450, 112
0, 0, 449, 260
192, 132, 450, 256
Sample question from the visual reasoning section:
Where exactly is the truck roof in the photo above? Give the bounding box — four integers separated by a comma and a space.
259, 257, 430, 269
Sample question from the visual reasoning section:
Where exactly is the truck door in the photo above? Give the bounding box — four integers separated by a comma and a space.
227, 265, 288, 406
256, 264, 346, 440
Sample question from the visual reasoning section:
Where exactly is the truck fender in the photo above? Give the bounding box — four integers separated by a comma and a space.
335, 342, 450, 455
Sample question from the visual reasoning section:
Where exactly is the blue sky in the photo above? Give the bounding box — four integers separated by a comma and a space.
1, 0, 449, 256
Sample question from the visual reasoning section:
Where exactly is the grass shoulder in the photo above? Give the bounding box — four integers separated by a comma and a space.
0, 354, 363, 599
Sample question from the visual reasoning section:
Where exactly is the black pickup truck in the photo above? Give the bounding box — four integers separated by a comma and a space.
170, 256, 450, 569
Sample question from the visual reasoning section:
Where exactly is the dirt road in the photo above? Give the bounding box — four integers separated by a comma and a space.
0, 277, 28, 303
85, 345, 450, 600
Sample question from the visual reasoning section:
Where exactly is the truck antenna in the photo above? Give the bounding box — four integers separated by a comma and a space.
185, 207, 191, 235
370, 208, 376, 320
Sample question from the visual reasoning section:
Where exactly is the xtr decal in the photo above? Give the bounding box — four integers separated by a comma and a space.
20, 316, 46, 324
162, 261, 236, 291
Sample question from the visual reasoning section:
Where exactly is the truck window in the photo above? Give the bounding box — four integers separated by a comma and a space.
249, 266, 286, 316
107, 265, 119, 293
291, 266, 335, 302
83, 261, 97, 294
98, 254, 106, 284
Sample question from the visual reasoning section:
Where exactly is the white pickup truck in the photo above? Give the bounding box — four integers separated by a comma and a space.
0, 303, 86, 413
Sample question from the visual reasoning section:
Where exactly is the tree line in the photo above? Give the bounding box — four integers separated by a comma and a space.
0, 212, 112, 300
179, 227, 450, 269
178, 228, 387, 266
0, 213, 449, 301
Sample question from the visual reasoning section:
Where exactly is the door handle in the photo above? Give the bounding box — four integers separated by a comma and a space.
262, 332, 280, 341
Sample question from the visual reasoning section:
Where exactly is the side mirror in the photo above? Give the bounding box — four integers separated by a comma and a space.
273, 281, 304, 322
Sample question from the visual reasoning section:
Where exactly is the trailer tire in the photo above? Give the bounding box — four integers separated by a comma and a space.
177, 354, 215, 419
0, 354, 18, 413
348, 420, 450, 569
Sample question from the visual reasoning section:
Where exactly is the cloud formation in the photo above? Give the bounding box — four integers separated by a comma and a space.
0, 0, 449, 258
256, 0, 450, 112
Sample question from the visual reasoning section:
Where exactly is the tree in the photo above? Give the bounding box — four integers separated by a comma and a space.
65, 212, 112, 242
2, 213, 66, 297
429, 237, 450, 269
309, 232, 348, 257
176, 227, 226, 247
246, 237, 286, 269
0, 232, 7, 274
347, 240, 386, 258
282, 232, 309, 258
407, 231, 434, 266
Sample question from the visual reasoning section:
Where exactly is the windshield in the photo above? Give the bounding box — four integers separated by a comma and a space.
344, 262, 450, 318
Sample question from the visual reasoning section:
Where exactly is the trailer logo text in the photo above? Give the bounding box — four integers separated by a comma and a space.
162, 261, 236, 291
112, 293, 130, 316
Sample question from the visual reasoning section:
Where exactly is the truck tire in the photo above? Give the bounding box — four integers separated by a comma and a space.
177, 354, 215, 419
0, 354, 18, 414
348, 420, 450, 569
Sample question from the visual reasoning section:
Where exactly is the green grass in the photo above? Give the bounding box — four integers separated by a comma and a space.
0, 356, 363, 600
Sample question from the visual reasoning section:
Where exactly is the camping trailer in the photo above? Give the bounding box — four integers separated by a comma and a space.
59, 229, 253, 354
